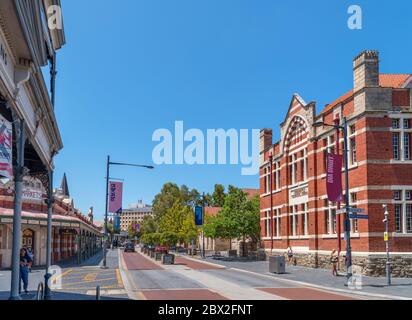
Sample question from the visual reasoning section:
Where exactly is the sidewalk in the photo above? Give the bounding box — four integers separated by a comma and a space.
193, 255, 412, 300
0, 250, 119, 300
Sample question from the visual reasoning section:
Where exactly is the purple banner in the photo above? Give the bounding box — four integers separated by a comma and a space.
108, 181, 123, 213
326, 153, 343, 202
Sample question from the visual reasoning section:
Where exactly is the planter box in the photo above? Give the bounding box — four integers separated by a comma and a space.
162, 254, 175, 265
155, 252, 162, 261
228, 250, 238, 258
257, 249, 267, 261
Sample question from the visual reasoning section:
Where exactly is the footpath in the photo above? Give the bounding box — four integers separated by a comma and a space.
182, 253, 412, 300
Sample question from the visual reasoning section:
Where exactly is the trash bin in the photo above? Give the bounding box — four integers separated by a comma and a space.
269, 256, 285, 274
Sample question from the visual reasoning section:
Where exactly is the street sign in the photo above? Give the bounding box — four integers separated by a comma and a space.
384, 232, 389, 242
337, 207, 365, 214
349, 214, 369, 220
195, 206, 203, 226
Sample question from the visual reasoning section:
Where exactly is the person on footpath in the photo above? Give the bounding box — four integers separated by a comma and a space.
286, 247, 294, 265
19, 247, 32, 294
330, 249, 339, 276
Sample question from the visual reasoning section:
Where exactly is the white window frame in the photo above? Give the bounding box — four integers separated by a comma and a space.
394, 190, 412, 234
391, 117, 412, 161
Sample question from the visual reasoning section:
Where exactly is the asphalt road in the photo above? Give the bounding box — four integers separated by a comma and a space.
119, 249, 363, 300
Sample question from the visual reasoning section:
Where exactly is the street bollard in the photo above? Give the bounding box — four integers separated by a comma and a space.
96, 285, 101, 300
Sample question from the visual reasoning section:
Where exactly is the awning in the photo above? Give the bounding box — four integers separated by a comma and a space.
0, 208, 101, 233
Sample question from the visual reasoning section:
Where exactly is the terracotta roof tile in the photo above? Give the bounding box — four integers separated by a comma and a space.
205, 207, 221, 216
320, 74, 411, 115
380, 74, 411, 88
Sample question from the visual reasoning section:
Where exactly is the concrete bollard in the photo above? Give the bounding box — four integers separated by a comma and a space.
96, 285, 101, 300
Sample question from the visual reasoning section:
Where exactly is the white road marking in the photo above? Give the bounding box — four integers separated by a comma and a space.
164, 265, 285, 300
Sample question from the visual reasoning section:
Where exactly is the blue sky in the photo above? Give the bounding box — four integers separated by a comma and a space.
52, 0, 412, 221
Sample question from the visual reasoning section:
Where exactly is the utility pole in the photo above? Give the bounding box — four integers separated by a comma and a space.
102, 156, 110, 269
44, 170, 54, 300
269, 153, 273, 254
342, 117, 352, 279
102, 157, 154, 269
202, 192, 206, 259
9, 118, 25, 300
383, 204, 391, 286
313, 117, 352, 280
44, 53, 58, 298
334, 117, 342, 270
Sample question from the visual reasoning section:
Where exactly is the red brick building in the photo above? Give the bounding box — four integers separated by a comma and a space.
260, 50, 412, 276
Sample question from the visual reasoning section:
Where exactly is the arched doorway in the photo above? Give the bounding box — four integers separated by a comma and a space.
22, 229, 35, 253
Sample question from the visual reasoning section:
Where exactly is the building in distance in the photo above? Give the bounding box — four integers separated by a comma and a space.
119, 200, 153, 232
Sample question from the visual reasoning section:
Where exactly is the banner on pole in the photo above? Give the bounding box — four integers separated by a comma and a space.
195, 206, 203, 226
109, 181, 123, 213
114, 215, 121, 230
326, 153, 343, 202
0, 115, 13, 182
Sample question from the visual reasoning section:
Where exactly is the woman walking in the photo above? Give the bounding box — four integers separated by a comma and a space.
287, 247, 294, 265
330, 249, 339, 277
19, 248, 32, 294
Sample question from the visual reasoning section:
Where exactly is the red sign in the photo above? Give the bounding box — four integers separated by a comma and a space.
326, 153, 343, 202
108, 181, 123, 213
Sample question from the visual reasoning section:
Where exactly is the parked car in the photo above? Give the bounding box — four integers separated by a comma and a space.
124, 242, 135, 252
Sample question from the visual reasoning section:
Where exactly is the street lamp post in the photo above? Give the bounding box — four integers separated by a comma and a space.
102, 156, 154, 269
334, 118, 342, 270
383, 204, 391, 286
202, 192, 206, 259
313, 117, 352, 279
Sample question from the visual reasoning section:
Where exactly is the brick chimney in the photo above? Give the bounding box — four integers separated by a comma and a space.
260, 128, 273, 153
353, 50, 380, 93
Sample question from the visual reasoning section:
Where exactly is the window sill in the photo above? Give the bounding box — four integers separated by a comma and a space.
321, 233, 360, 239
289, 236, 309, 240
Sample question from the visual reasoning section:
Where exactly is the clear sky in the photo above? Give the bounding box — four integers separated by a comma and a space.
53, 0, 412, 221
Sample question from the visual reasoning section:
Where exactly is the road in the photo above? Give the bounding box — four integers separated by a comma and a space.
119, 249, 366, 300
0, 248, 392, 300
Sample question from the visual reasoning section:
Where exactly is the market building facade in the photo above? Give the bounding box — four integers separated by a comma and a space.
260, 50, 412, 276
0, 1, 101, 269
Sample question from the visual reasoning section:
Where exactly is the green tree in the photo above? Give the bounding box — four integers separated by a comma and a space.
152, 183, 182, 221
160, 231, 179, 247
140, 215, 158, 235
212, 184, 226, 207
218, 187, 260, 256
158, 201, 198, 246
152, 183, 203, 221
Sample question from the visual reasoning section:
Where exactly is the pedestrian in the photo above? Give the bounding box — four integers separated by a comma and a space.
330, 249, 339, 276
287, 247, 294, 265
19, 248, 32, 294
26, 247, 34, 273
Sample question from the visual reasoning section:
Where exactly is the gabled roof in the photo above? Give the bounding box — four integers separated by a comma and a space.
320, 74, 412, 115
281, 94, 308, 125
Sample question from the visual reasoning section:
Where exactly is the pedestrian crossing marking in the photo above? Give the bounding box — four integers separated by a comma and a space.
116, 269, 123, 288
84, 272, 98, 282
